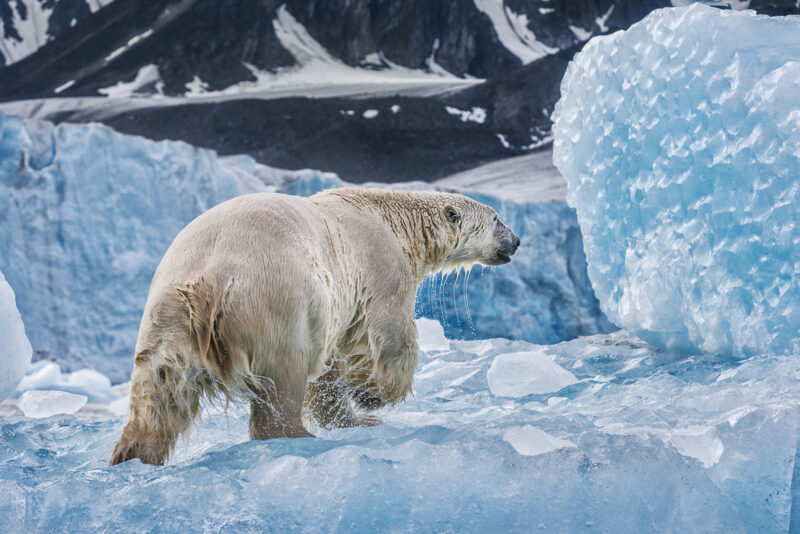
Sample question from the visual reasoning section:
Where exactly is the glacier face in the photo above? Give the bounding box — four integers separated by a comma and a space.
0, 111, 611, 382
553, 4, 800, 357
2, 324, 799, 532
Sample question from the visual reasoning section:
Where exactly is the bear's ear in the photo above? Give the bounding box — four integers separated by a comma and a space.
444, 205, 461, 224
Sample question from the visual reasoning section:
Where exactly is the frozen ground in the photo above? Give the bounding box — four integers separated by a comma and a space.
1, 319, 799, 532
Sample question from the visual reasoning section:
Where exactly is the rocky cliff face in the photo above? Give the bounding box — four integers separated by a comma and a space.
1, 0, 796, 182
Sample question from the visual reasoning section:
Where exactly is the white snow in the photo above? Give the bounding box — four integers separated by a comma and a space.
211, 6, 481, 97
362, 109, 379, 119
0, 271, 32, 403
0, 0, 53, 65
425, 38, 458, 78
17, 390, 87, 418
569, 25, 593, 42
539, 8, 555, 15
390, 104, 401, 114
503, 425, 577, 456
496, 133, 512, 149
596, 5, 615, 33
104, 28, 154, 63
487, 349, 578, 397
445, 105, 486, 124
85, 0, 114, 13
473, 0, 558, 64
98, 64, 163, 97
185, 75, 210, 97
54, 80, 75, 94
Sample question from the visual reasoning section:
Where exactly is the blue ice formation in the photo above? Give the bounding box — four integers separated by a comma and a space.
2, 325, 799, 532
0, 112, 275, 382
553, 4, 800, 357
0, 270, 31, 402
0, 111, 611, 382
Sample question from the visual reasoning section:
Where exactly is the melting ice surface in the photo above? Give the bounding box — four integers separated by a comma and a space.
553, 4, 800, 357
2, 319, 800, 532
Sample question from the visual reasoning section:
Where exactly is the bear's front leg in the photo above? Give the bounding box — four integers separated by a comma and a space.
304, 366, 381, 429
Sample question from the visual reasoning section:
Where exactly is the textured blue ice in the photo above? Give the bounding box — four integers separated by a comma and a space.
2, 325, 800, 532
0, 111, 611, 382
552, 4, 800, 357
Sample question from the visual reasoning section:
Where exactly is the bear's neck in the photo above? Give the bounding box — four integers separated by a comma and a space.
328, 189, 456, 282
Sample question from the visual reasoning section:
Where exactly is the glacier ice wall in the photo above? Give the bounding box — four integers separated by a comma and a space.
553, 4, 800, 356
0, 112, 272, 382
0, 270, 32, 402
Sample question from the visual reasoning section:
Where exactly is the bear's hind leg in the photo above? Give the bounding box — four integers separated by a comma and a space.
110, 349, 204, 466
305, 367, 381, 429
248, 367, 313, 440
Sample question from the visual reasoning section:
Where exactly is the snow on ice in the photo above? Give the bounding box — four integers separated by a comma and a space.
553, 4, 800, 357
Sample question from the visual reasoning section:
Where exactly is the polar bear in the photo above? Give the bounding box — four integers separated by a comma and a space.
110, 187, 519, 465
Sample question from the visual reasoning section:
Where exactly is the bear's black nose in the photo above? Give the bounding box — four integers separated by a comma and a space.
512, 234, 520, 250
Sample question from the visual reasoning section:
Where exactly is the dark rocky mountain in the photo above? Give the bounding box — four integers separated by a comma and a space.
1, 0, 797, 182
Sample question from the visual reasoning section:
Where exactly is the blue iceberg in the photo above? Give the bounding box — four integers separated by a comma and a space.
553, 4, 800, 357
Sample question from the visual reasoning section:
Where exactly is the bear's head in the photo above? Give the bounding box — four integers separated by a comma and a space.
440, 196, 520, 270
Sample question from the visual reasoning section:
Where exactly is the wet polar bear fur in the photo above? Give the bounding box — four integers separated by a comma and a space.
110, 187, 519, 465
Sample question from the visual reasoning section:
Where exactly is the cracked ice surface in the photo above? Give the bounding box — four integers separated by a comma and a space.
2, 321, 800, 532
553, 4, 800, 357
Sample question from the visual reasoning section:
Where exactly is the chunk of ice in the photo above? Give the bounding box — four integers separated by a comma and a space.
17, 390, 87, 418
503, 425, 576, 456
0, 271, 32, 402
553, 5, 800, 356
487, 349, 578, 397
416, 318, 450, 351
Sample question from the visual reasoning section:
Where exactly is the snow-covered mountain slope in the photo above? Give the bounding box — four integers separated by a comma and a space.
2, 325, 800, 532
0, 0, 113, 66
2, 1, 798, 183
0, 0, 672, 100
0, 111, 610, 382
0, 0, 674, 180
